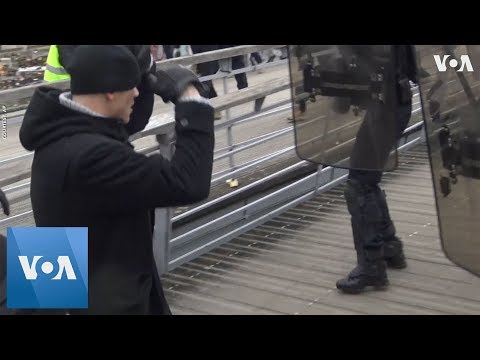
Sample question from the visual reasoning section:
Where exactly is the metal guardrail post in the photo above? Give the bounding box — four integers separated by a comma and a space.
226, 122, 235, 170
221, 59, 236, 171
152, 131, 176, 276
153, 206, 172, 276
313, 164, 324, 196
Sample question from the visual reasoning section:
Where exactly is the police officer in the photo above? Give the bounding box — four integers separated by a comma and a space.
335, 46, 417, 294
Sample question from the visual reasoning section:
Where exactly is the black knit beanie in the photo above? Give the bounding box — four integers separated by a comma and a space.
66, 45, 141, 95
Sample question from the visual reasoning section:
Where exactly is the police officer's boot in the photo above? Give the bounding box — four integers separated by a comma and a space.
336, 229, 389, 293
376, 189, 407, 269
336, 179, 389, 294
336, 247, 389, 294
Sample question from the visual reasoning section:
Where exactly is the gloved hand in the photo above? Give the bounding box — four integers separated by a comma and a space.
125, 45, 154, 76
0, 189, 9, 216
147, 64, 208, 104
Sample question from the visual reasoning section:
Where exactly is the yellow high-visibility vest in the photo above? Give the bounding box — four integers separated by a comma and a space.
43, 45, 70, 82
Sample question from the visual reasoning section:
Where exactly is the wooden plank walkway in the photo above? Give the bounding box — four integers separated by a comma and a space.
164, 145, 480, 315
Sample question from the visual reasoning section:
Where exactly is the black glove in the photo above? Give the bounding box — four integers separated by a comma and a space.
147, 64, 208, 104
125, 45, 153, 76
125, 45, 156, 97
0, 189, 9, 216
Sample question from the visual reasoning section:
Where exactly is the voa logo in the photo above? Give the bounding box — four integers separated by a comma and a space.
18, 255, 77, 280
433, 54, 474, 72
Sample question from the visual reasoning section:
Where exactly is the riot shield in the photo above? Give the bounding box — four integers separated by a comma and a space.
287, 45, 410, 172
415, 45, 480, 276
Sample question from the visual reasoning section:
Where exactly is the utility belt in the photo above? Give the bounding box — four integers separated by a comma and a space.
303, 55, 411, 109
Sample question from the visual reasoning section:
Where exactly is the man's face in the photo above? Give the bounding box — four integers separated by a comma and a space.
108, 87, 139, 123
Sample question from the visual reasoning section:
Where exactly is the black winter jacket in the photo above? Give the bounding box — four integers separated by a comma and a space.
19, 87, 214, 314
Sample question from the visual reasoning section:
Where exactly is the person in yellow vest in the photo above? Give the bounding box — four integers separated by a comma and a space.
43, 45, 78, 82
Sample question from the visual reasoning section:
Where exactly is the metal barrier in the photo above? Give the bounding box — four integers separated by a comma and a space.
0, 45, 284, 105
0, 45, 291, 190
0, 45, 293, 221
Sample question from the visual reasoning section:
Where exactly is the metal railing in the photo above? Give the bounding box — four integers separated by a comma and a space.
0, 45, 293, 222
0, 45, 285, 105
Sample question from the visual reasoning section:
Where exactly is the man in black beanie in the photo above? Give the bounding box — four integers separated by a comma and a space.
64, 45, 143, 125
44, 45, 157, 136
19, 45, 215, 315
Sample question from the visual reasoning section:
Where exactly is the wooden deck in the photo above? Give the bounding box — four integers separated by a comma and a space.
164, 145, 480, 315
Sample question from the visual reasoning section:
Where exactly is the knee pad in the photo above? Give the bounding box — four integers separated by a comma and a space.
344, 180, 382, 224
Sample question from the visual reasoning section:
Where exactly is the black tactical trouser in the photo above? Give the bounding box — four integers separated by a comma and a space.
230, 54, 248, 90
218, 45, 248, 90
346, 98, 412, 252
251, 52, 263, 65
191, 45, 249, 99
190, 45, 220, 99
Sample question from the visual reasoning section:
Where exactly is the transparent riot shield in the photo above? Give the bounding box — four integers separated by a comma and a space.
287, 45, 407, 171
416, 45, 480, 276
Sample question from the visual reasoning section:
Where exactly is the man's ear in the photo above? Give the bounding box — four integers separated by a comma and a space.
105, 93, 115, 101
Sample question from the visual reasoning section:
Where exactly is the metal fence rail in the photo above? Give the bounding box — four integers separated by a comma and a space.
0, 45, 286, 105
0, 45, 292, 207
